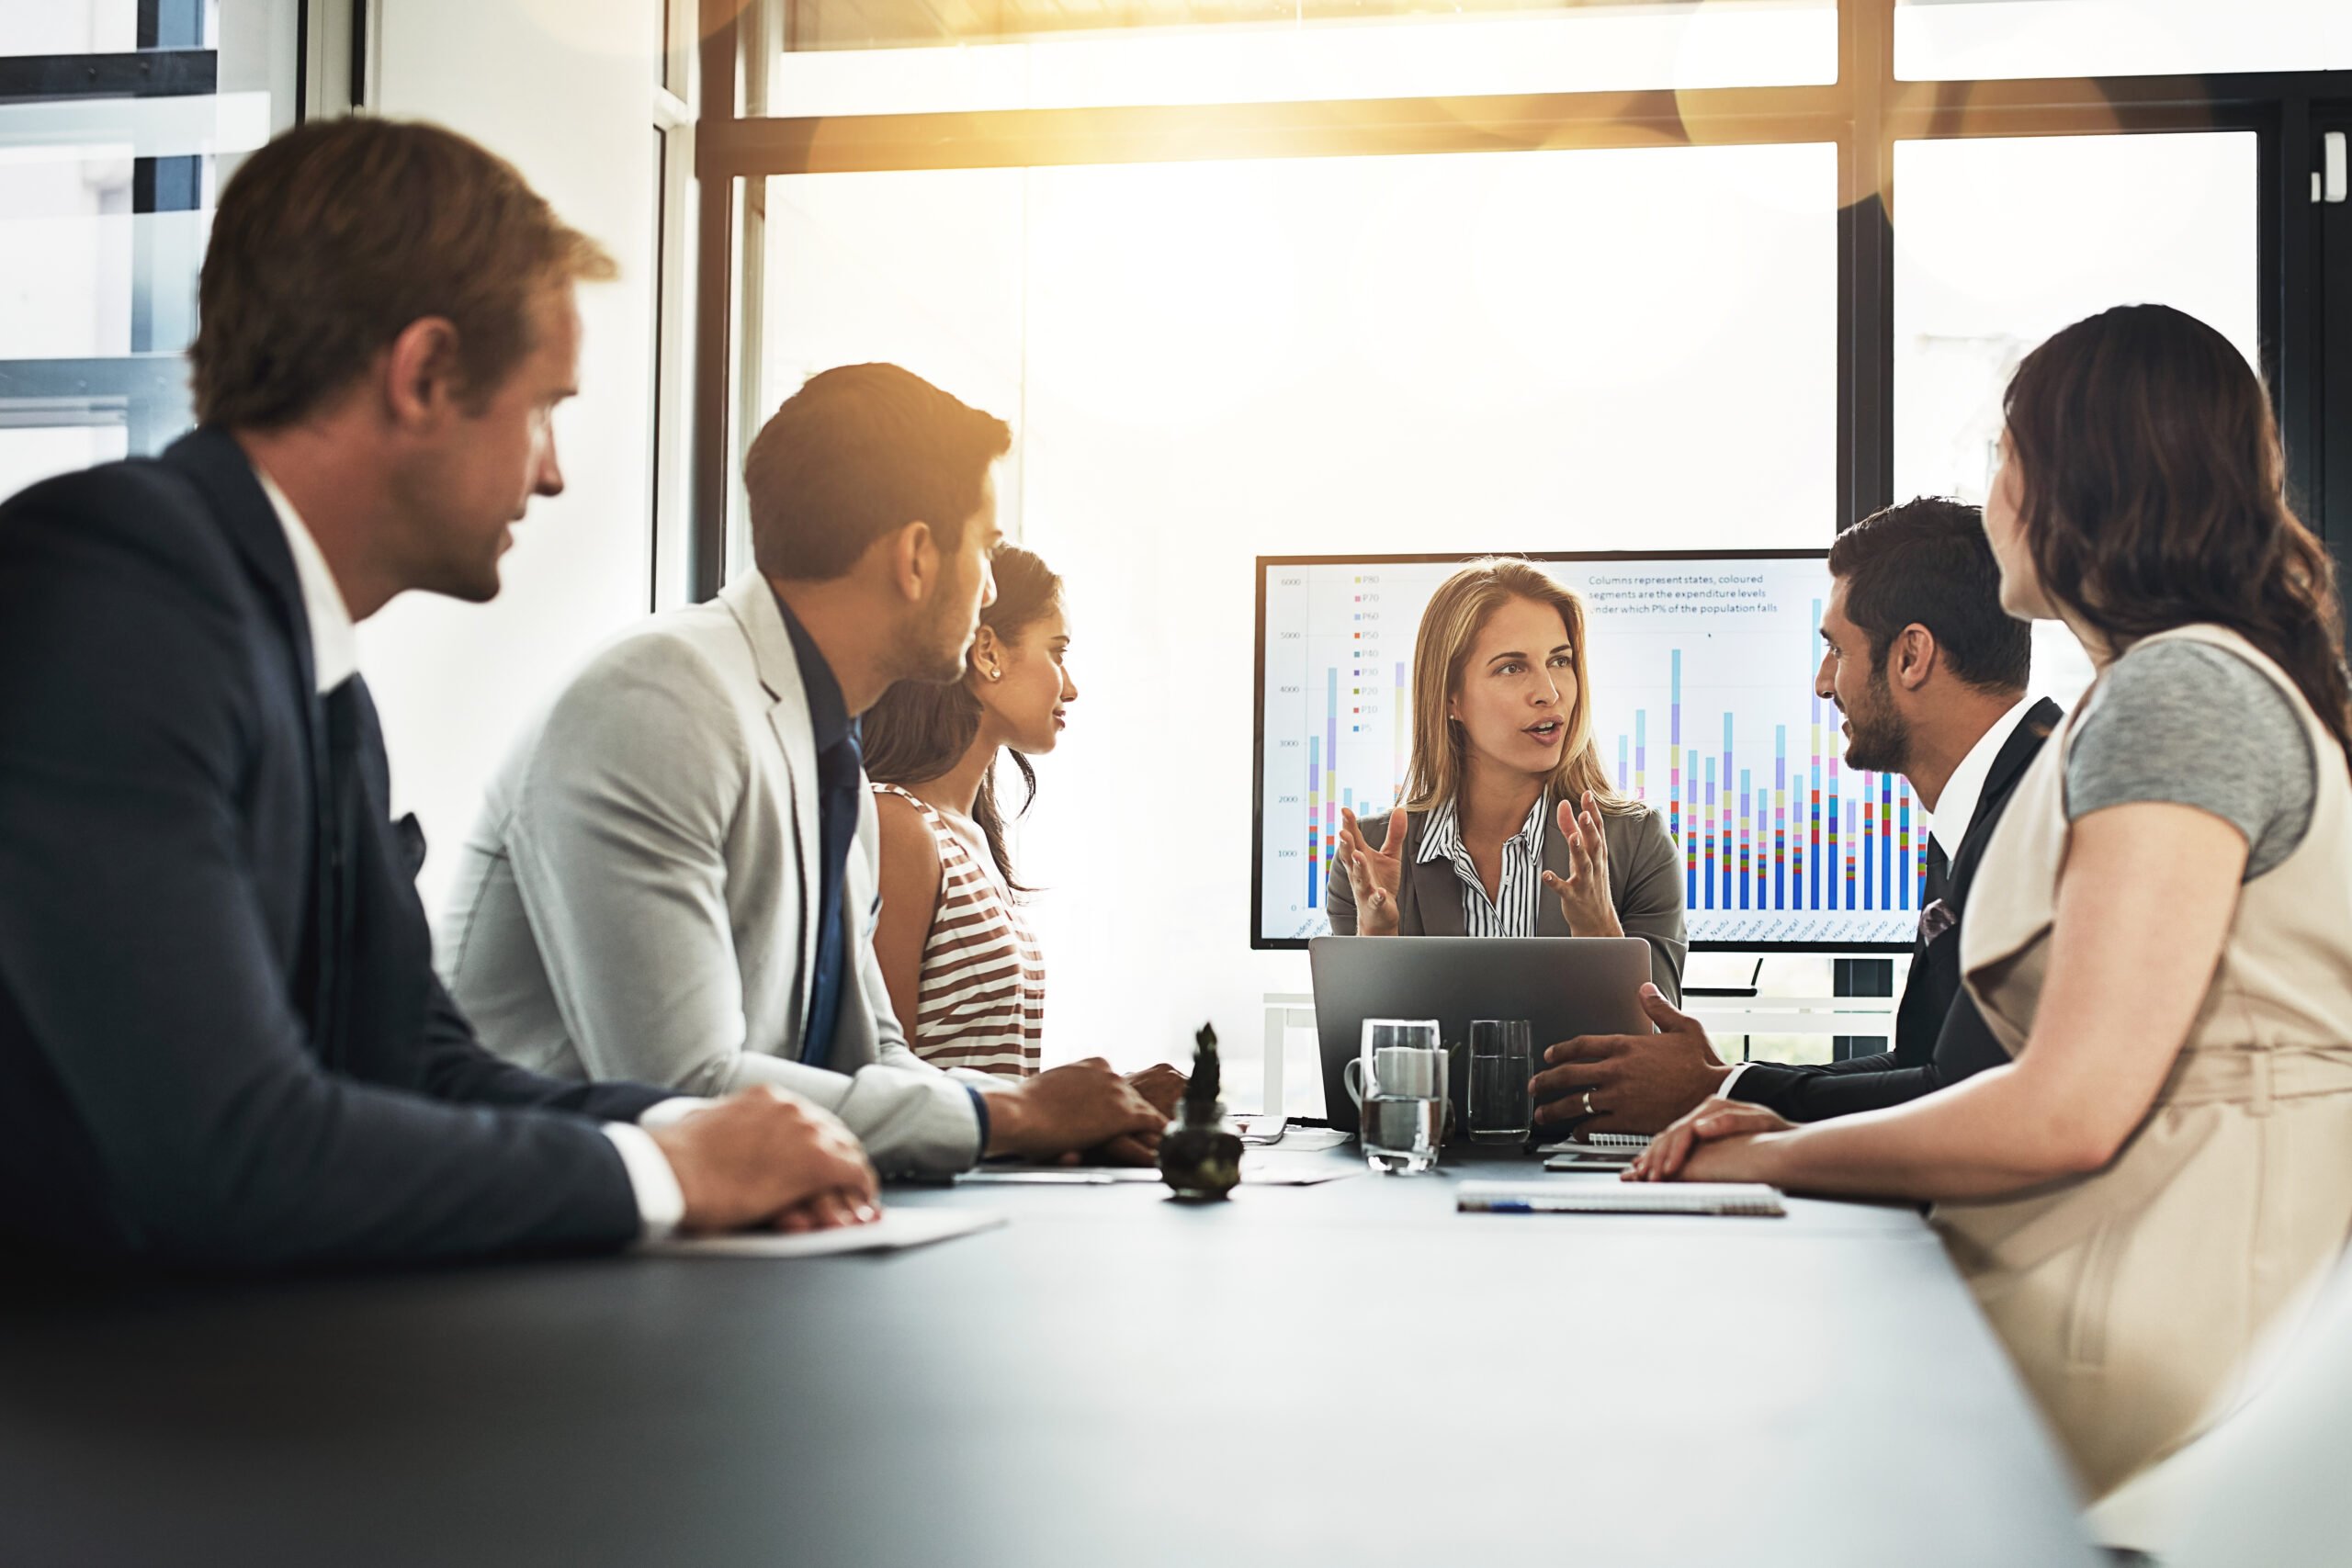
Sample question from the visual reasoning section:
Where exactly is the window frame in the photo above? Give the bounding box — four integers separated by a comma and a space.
0, 0, 242, 461
683, 0, 2352, 605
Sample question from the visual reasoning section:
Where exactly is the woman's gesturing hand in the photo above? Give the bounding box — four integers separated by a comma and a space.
1542, 791, 1623, 937
1337, 807, 1403, 936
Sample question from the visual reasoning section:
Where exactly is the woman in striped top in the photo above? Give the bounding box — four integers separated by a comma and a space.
864, 548, 1183, 1115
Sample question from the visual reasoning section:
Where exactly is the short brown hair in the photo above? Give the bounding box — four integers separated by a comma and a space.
1827, 497, 2030, 694
744, 364, 1012, 581
190, 117, 615, 429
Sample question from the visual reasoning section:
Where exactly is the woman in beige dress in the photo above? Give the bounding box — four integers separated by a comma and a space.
1630, 303, 2352, 1499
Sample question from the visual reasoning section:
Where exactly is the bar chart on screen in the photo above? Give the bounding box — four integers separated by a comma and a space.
1258, 553, 1930, 947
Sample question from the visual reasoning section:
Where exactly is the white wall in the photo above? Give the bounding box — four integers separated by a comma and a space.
359, 0, 665, 918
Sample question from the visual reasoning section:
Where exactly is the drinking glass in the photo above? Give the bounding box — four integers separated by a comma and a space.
1465, 1019, 1534, 1143
1344, 1018, 1444, 1174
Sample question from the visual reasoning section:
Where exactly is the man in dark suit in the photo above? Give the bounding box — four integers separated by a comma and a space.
1531, 498, 2060, 1133
0, 117, 876, 1269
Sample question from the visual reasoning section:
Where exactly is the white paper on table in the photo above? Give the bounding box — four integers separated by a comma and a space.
958, 1157, 1358, 1187
957, 1166, 1163, 1185
1240, 1155, 1358, 1186
1262, 1128, 1351, 1152
639, 1208, 1006, 1258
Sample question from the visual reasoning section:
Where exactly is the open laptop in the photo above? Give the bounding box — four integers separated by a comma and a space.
1307, 935, 1654, 1135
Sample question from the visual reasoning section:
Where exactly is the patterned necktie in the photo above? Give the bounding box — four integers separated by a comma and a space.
1917, 840, 1954, 944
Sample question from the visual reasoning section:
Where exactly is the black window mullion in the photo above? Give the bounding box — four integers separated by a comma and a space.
2273, 94, 2320, 536
1838, 0, 1894, 536
128, 0, 207, 445
2313, 105, 2352, 612
691, 0, 744, 604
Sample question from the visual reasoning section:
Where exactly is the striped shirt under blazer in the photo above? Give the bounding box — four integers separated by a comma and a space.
875, 784, 1046, 1078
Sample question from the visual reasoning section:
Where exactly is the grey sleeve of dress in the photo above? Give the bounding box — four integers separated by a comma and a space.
2065, 640, 2317, 880
1607, 807, 1689, 1004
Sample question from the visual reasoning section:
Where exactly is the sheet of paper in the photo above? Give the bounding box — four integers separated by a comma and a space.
1264, 1128, 1352, 1152
958, 1158, 1360, 1188
1240, 1156, 1359, 1186
957, 1166, 1163, 1185
640, 1207, 1006, 1258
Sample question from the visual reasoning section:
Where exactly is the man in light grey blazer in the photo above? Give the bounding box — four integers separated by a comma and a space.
440, 365, 1162, 1178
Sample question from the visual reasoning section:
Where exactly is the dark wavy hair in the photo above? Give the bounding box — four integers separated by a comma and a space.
2004, 303, 2352, 769
862, 546, 1064, 893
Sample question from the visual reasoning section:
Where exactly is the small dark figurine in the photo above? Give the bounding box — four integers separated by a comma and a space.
1158, 1023, 1244, 1201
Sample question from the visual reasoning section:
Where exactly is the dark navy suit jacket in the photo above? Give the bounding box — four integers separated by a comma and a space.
1724, 699, 2064, 1122
0, 428, 665, 1268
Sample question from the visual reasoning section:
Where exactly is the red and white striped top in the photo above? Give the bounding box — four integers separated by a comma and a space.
875, 784, 1046, 1079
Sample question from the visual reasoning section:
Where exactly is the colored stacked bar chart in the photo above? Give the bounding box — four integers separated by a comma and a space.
1260, 554, 1931, 946
1603, 594, 1925, 942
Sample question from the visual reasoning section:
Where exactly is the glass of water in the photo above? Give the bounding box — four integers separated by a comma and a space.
1347, 1018, 1444, 1174
1465, 1019, 1534, 1144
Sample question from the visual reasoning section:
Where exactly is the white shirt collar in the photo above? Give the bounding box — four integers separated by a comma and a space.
1416, 791, 1548, 865
255, 468, 359, 695
1927, 696, 2034, 855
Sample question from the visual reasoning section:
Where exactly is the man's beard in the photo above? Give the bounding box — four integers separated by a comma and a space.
1840, 668, 1912, 775
891, 590, 974, 687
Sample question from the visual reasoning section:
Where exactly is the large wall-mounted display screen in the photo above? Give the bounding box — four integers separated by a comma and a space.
1254, 551, 1934, 952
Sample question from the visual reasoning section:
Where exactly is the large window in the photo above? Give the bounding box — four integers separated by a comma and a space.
770, 0, 1837, 118
763, 142, 1838, 1087
0, 0, 298, 502
699, 0, 2346, 1091
1893, 130, 2261, 708
1894, 0, 2352, 81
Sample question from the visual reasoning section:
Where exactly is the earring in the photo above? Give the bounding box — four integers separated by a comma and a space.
987, 666, 1003, 682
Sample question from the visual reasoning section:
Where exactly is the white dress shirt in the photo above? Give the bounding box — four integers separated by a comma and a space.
1925, 696, 2036, 858
255, 468, 694, 1240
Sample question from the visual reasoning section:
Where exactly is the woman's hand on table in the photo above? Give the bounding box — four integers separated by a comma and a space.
1626, 1098, 1796, 1183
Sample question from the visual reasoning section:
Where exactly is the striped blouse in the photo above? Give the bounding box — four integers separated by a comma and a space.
874, 784, 1046, 1078
1415, 792, 1548, 937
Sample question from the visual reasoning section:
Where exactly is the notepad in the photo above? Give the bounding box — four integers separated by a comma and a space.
640, 1208, 1006, 1257
1534, 1133, 1653, 1155
1544, 1149, 1639, 1171
1456, 1181, 1785, 1217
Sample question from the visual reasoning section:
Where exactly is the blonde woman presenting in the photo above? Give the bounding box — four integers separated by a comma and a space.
1327, 558, 1687, 1005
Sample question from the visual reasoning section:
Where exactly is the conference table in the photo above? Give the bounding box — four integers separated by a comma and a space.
0, 1144, 2100, 1567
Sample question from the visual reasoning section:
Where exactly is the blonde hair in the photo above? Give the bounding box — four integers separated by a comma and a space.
1401, 558, 1633, 818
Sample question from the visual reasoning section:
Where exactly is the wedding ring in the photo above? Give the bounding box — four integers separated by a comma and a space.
1581, 1090, 1595, 1117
